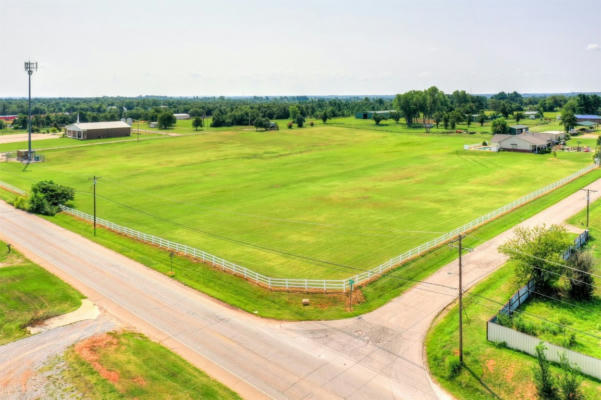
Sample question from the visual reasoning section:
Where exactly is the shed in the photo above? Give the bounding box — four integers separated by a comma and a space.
509, 124, 529, 135
575, 114, 601, 124
173, 113, 190, 120
65, 121, 131, 140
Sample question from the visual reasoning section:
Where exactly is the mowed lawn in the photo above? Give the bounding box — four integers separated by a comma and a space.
0, 240, 83, 344
0, 125, 594, 279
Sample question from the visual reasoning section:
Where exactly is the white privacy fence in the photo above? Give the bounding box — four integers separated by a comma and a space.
487, 323, 601, 380
0, 163, 596, 291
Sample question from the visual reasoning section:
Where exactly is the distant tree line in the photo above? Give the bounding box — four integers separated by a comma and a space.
1, 92, 599, 132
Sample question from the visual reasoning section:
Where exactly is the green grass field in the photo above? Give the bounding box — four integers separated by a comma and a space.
57, 331, 241, 400
0, 240, 83, 344
426, 261, 601, 399
0, 124, 594, 280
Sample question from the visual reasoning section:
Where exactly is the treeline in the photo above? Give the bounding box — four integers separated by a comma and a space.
1, 91, 600, 132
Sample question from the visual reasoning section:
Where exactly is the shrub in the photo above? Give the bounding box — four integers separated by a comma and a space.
558, 354, 584, 400
11, 195, 28, 211
27, 180, 74, 216
514, 316, 537, 336
561, 334, 577, 348
295, 115, 305, 128
287, 121, 293, 129
567, 250, 594, 301
309, 121, 314, 127
445, 356, 462, 379
533, 343, 559, 400
496, 313, 513, 328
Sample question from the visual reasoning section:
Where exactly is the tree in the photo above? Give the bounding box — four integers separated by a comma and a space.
442, 113, 450, 129
432, 112, 442, 128
514, 111, 524, 123
466, 113, 473, 129
500, 225, 571, 293
373, 113, 386, 125
289, 105, 300, 120
254, 117, 270, 131
295, 115, 305, 128
499, 101, 512, 118
320, 110, 329, 124
28, 180, 75, 216
478, 114, 486, 127
491, 118, 509, 134
390, 111, 401, 124
0, 120, 4, 130
561, 109, 577, 133
158, 112, 176, 129
567, 250, 594, 301
533, 343, 559, 400
192, 116, 203, 131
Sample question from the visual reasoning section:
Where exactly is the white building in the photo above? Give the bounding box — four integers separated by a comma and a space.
173, 113, 190, 120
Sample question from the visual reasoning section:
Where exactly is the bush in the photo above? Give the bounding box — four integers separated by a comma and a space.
287, 121, 293, 129
295, 115, 305, 128
533, 343, 559, 400
514, 316, 537, 336
27, 180, 74, 216
309, 121, 314, 127
445, 356, 462, 379
561, 334, 577, 348
558, 354, 584, 400
567, 250, 594, 301
11, 195, 28, 211
496, 312, 513, 328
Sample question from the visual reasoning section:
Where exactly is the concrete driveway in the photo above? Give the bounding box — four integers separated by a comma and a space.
0, 177, 599, 399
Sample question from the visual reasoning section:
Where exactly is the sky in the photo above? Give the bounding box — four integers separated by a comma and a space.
1, 0, 600, 97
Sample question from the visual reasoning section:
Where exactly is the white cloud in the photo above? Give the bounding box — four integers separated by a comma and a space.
586, 43, 600, 51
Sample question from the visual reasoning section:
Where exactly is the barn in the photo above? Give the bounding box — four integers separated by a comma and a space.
65, 121, 131, 140
575, 114, 601, 124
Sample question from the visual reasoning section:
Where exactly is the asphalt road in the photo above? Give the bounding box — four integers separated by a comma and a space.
0, 178, 599, 399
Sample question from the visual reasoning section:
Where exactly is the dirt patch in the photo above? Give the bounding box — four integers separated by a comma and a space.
485, 359, 496, 373
504, 364, 515, 383
133, 376, 147, 386
516, 381, 537, 400
74, 333, 120, 383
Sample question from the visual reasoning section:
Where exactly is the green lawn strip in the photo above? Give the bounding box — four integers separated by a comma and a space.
426, 261, 601, 400
1, 167, 592, 321
0, 126, 592, 280
0, 241, 83, 345
61, 331, 241, 400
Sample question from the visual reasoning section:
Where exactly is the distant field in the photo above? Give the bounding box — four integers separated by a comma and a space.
0, 125, 594, 279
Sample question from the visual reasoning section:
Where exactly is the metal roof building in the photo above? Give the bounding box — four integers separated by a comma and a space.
575, 114, 601, 123
65, 121, 131, 140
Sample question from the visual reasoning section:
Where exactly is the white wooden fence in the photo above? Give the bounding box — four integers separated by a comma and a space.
0, 163, 596, 292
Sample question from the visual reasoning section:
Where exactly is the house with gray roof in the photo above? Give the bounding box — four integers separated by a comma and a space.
491, 133, 553, 153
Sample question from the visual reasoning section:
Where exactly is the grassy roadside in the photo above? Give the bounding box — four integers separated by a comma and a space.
0, 168, 596, 321
0, 240, 83, 345
425, 261, 601, 399
54, 331, 241, 400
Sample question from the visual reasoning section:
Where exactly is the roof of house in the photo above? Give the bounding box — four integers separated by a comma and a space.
509, 124, 529, 129
66, 121, 131, 130
575, 114, 601, 119
524, 111, 538, 115
491, 133, 551, 146
576, 121, 596, 127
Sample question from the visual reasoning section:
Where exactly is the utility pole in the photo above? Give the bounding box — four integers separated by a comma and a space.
580, 188, 597, 228
24, 61, 38, 162
458, 233, 463, 364
93, 176, 99, 236
449, 233, 470, 364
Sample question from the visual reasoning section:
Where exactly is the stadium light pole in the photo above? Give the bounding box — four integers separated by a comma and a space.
24, 61, 38, 162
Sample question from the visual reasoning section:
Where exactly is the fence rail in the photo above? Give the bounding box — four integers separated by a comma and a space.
0, 163, 596, 292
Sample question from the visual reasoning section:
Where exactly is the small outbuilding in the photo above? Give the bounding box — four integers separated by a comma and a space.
173, 113, 190, 120
509, 124, 529, 135
575, 114, 601, 124
65, 121, 131, 140
355, 110, 395, 119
